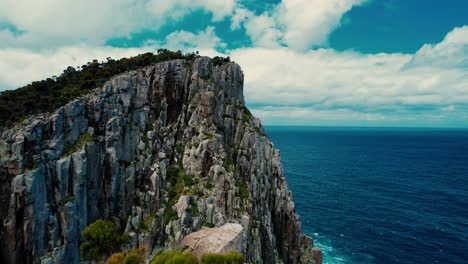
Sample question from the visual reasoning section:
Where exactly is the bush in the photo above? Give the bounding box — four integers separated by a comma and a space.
164, 165, 196, 223
107, 253, 125, 264
106, 247, 145, 264
150, 250, 244, 264
211, 56, 230, 66
150, 250, 198, 264
62, 133, 93, 157
201, 251, 243, 264
123, 254, 143, 264
223, 251, 244, 264
80, 220, 130, 261
237, 181, 249, 201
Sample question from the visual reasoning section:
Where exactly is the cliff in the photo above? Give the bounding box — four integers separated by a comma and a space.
0, 57, 322, 264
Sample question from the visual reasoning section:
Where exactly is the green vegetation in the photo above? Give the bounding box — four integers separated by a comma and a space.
164, 166, 196, 223
226, 159, 235, 173
80, 220, 130, 261
106, 252, 125, 264
141, 213, 155, 232
242, 107, 253, 124
211, 56, 231, 66
184, 185, 204, 197
201, 221, 215, 228
62, 133, 93, 157
201, 251, 244, 264
106, 247, 146, 264
0, 49, 231, 127
237, 180, 249, 201
176, 143, 185, 153
163, 206, 179, 223
202, 131, 215, 140
122, 248, 145, 264
204, 182, 214, 190
150, 250, 243, 264
150, 250, 198, 264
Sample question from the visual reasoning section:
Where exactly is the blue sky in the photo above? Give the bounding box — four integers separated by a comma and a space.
0, 0, 467, 127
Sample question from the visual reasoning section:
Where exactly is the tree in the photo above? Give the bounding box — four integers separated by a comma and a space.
80, 220, 130, 261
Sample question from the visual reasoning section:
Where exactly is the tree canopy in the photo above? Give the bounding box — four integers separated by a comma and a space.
80, 220, 130, 261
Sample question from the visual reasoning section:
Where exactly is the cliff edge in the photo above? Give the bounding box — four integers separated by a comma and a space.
0, 57, 322, 264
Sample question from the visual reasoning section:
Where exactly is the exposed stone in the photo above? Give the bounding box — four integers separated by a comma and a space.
181, 223, 243, 258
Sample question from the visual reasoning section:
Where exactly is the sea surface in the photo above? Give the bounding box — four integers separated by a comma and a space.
266, 126, 468, 264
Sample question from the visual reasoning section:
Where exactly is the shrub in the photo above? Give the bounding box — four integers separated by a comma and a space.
242, 107, 252, 124
80, 220, 130, 261
201, 251, 243, 264
164, 165, 196, 223
150, 250, 243, 264
200, 254, 224, 264
223, 251, 244, 264
123, 254, 142, 264
105, 247, 146, 264
237, 181, 249, 201
176, 143, 185, 153
106, 253, 125, 264
63, 133, 93, 157
211, 56, 230, 66
150, 250, 198, 264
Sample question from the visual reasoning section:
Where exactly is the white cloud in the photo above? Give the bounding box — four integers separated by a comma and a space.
276, 0, 367, 50
0, 0, 235, 49
407, 25, 468, 69
230, 26, 468, 125
146, 0, 236, 22
244, 12, 282, 48
230, 7, 252, 30
160, 26, 227, 51
233, 0, 367, 51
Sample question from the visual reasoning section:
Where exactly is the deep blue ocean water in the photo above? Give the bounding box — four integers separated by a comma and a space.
266, 127, 468, 264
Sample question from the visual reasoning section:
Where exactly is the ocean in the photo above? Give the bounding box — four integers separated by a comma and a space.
265, 126, 468, 264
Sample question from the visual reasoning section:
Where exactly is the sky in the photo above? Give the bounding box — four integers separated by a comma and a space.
0, 0, 467, 127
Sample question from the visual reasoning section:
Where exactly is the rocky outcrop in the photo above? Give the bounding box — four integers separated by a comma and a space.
0, 57, 321, 264
181, 223, 243, 258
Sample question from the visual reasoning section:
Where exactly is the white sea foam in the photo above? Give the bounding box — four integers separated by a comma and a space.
313, 237, 350, 264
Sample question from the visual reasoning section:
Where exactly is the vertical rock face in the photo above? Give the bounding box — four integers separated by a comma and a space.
0, 57, 321, 264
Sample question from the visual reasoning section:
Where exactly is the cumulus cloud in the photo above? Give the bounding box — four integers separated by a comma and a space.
276, 0, 367, 50
243, 12, 283, 48
230, 26, 468, 126
407, 25, 468, 69
146, 0, 236, 22
0, 0, 235, 49
159, 26, 227, 51
233, 0, 367, 51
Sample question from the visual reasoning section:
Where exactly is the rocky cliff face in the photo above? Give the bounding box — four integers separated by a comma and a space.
0, 57, 321, 264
